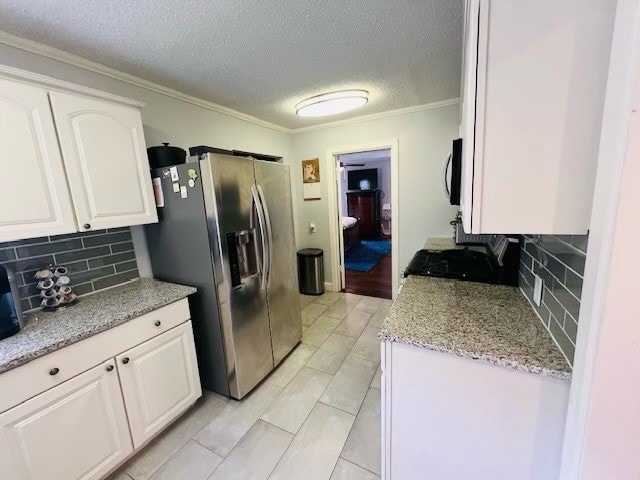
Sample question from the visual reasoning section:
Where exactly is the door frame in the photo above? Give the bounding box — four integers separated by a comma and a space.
325, 139, 399, 298
560, 0, 640, 476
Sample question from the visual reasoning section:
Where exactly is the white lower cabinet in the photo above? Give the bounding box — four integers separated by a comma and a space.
117, 322, 201, 448
0, 360, 132, 480
382, 341, 570, 480
0, 301, 201, 480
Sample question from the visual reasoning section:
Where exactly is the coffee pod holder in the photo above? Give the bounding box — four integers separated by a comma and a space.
34, 265, 78, 311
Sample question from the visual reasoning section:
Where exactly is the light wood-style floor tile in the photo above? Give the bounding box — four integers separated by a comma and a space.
320, 355, 378, 414
150, 440, 222, 480
334, 309, 372, 338
266, 343, 317, 388
193, 382, 281, 457
314, 292, 343, 306
261, 367, 332, 433
331, 458, 380, 480
208, 420, 293, 480
302, 303, 330, 329
302, 316, 341, 346
350, 326, 381, 364
269, 403, 355, 480
306, 334, 357, 374
124, 392, 228, 480
341, 389, 381, 475
354, 296, 383, 314
370, 366, 382, 390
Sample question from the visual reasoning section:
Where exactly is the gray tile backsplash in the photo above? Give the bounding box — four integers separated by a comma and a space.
519, 234, 588, 365
0, 228, 138, 312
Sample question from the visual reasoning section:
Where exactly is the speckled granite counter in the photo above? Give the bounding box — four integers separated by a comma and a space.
379, 276, 571, 380
0, 278, 197, 374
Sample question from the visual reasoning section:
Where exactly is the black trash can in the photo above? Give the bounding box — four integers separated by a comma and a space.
297, 248, 324, 295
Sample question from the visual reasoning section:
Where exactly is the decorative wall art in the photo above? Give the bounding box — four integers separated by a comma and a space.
302, 158, 321, 200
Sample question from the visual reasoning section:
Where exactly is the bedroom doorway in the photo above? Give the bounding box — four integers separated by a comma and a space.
337, 149, 392, 299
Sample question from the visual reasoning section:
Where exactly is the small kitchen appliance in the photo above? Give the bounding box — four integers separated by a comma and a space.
405, 235, 520, 286
0, 264, 22, 340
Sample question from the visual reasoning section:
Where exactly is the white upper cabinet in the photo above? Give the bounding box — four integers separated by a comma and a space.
50, 91, 157, 231
460, 0, 616, 234
0, 78, 76, 242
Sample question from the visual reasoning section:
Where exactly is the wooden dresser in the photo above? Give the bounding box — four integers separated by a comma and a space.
346, 189, 381, 238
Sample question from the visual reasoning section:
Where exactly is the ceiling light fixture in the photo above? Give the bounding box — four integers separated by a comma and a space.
295, 90, 369, 117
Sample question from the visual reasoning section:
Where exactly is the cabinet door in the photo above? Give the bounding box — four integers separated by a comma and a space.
116, 321, 201, 448
0, 78, 76, 242
0, 360, 132, 480
459, 0, 481, 234
49, 91, 157, 231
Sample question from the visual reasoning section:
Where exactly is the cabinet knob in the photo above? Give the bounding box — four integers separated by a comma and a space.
122, 357, 130, 364
154, 320, 161, 327
83, 223, 91, 229
106, 365, 114, 372
49, 367, 59, 376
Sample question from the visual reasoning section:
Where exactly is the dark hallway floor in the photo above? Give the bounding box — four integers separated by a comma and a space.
344, 252, 392, 299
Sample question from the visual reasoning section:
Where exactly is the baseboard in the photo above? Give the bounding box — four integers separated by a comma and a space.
324, 281, 336, 292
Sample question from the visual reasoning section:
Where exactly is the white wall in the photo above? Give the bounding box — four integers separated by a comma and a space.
0, 43, 293, 275
289, 104, 460, 284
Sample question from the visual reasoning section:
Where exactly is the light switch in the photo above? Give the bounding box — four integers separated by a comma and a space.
309, 223, 316, 233
533, 274, 543, 307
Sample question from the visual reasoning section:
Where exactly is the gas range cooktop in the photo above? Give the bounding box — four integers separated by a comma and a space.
404, 249, 499, 284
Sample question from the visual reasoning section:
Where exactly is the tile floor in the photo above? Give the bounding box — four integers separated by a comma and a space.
110, 292, 391, 480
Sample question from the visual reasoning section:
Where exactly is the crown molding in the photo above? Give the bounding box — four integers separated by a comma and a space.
0, 64, 146, 108
0, 30, 291, 133
0, 30, 460, 136
290, 98, 460, 134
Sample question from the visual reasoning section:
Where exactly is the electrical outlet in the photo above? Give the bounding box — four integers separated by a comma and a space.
533, 274, 543, 307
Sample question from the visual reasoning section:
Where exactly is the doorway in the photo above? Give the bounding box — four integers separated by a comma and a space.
337, 149, 392, 299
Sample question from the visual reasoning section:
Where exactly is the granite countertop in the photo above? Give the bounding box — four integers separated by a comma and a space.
0, 278, 197, 374
379, 275, 572, 380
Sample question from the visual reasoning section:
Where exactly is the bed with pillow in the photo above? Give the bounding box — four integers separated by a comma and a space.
342, 216, 360, 251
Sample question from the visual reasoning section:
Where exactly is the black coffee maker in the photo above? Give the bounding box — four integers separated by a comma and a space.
0, 264, 22, 340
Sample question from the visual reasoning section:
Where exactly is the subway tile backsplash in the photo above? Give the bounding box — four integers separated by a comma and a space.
519, 234, 588, 365
0, 228, 139, 312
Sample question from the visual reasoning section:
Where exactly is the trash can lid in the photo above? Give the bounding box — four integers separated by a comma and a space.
297, 248, 323, 257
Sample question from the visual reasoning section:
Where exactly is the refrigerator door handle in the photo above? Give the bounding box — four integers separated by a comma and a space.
256, 185, 273, 289
251, 185, 268, 291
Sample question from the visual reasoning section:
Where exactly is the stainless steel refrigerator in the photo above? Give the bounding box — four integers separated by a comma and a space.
145, 152, 301, 399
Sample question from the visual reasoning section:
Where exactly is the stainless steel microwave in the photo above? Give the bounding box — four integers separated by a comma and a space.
443, 138, 462, 206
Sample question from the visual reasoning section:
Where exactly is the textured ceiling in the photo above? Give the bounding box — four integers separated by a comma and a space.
0, 0, 463, 129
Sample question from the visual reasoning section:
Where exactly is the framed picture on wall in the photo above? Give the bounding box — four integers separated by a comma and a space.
302, 158, 321, 200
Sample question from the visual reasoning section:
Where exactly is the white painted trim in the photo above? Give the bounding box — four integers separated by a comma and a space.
325, 139, 400, 299
0, 31, 461, 135
323, 281, 335, 292
292, 98, 460, 134
0, 63, 145, 108
0, 30, 290, 133
560, 0, 640, 477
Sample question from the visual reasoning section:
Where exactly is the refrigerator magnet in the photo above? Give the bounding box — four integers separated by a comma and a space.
170, 166, 179, 182
152, 178, 164, 207
188, 168, 198, 180
172, 182, 180, 193
180, 185, 188, 199
188, 179, 195, 188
